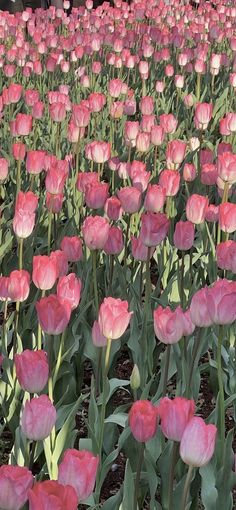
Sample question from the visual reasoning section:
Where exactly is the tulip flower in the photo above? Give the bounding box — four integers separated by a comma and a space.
21, 395, 57, 441
15, 350, 49, 394
129, 400, 158, 443
158, 397, 195, 442
58, 449, 99, 501
36, 295, 71, 335
28, 480, 78, 510
0, 465, 33, 510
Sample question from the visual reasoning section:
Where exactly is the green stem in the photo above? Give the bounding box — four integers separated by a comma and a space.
47, 208, 53, 255
162, 344, 171, 397
196, 73, 201, 102
217, 182, 229, 245
139, 261, 144, 302
16, 159, 21, 195
37, 290, 45, 350
108, 254, 114, 295
3, 300, 8, 356
168, 441, 179, 510
217, 325, 225, 460
98, 338, 112, 458
186, 329, 201, 399
52, 331, 66, 388
124, 215, 131, 275
18, 238, 23, 271
180, 251, 185, 308
153, 145, 158, 178
181, 465, 193, 510
13, 301, 20, 358
133, 442, 145, 510
92, 250, 99, 314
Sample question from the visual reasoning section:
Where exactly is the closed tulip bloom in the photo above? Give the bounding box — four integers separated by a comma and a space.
131, 235, 155, 262
219, 202, 236, 233
153, 305, 184, 344
49, 102, 66, 122
205, 204, 219, 223
46, 192, 64, 214
158, 397, 195, 442
13, 211, 35, 239
98, 297, 132, 340
45, 163, 68, 195
151, 125, 165, 146
89, 92, 106, 113
140, 212, 170, 247
12, 142, 26, 161
104, 226, 124, 255
58, 449, 99, 501
76, 172, 99, 193
15, 350, 49, 393
92, 320, 107, 347
32, 101, 44, 120
28, 480, 78, 510
8, 83, 23, 104
159, 169, 180, 196
136, 131, 150, 153
8, 270, 30, 302
144, 184, 166, 213
36, 295, 71, 335
124, 121, 139, 144
217, 143, 232, 156
108, 78, 123, 98
140, 96, 154, 115
0, 158, 9, 181
129, 400, 158, 442
201, 164, 217, 186
33, 255, 57, 291
117, 186, 142, 214
16, 191, 38, 214
190, 288, 213, 327
50, 250, 69, 278
15, 113, 32, 136
24, 89, 40, 107
166, 140, 187, 169
0, 276, 10, 301
182, 309, 196, 336
72, 104, 90, 128
21, 395, 56, 441
217, 152, 236, 183
140, 115, 156, 134
104, 196, 123, 221
60, 236, 83, 262
183, 163, 197, 182
194, 103, 213, 130
90, 141, 111, 164
180, 417, 217, 467
0, 465, 33, 510
174, 221, 195, 251
57, 273, 82, 310
82, 216, 110, 250
26, 150, 45, 175
216, 241, 236, 271
186, 194, 209, 224
206, 279, 236, 325
159, 113, 178, 134
85, 182, 109, 210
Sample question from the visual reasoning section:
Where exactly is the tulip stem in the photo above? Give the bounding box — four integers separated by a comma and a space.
217, 182, 229, 245
13, 301, 20, 358
3, 300, 8, 355
162, 344, 171, 397
217, 325, 225, 462
92, 250, 99, 314
124, 215, 131, 276
186, 329, 201, 399
47, 208, 53, 255
18, 238, 23, 271
168, 441, 179, 510
29, 440, 37, 471
98, 338, 112, 458
52, 331, 65, 389
180, 251, 185, 308
196, 73, 201, 102
133, 442, 145, 510
16, 159, 21, 195
153, 145, 158, 177
181, 465, 193, 510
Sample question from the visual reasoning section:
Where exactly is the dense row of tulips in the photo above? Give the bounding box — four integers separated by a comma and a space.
0, 0, 236, 508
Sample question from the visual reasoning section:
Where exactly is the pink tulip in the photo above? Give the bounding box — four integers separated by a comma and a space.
174, 221, 195, 251
50, 250, 69, 278
26, 150, 45, 175
21, 395, 56, 441
158, 397, 195, 442
217, 152, 236, 183
144, 184, 166, 213
8, 270, 30, 303
159, 169, 180, 196
82, 216, 110, 251
46, 192, 64, 214
117, 186, 142, 214
57, 273, 82, 310
0, 158, 9, 181
60, 236, 83, 262
136, 132, 151, 153
76, 172, 99, 193
58, 449, 99, 501
159, 113, 178, 134
28, 481, 78, 510
206, 279, 236, 325
0, 465, 33, 510
33, 255, 57, 291
36, 295, 71, 335
92, 320, 107, 347
190, 288, 213, 327
15, 350, 49, 394
85, 182, 109, 210
140, 96, 154, 115
98, 297, 132, 340
104, 196, 123, 221
15, 191, 38, 213
0, 276, 10, 301
12, 142, 26, 161
140, 212, 170, 247
201, 164, 217, 186
186, 194, 209, 224
166, 140, 187, 169
104, 226, 124, 255
183, 163, 196, 182
153, 305, 184, 344
90, 141, 111, 164
180, 417, 217, 467
129, 400, 158, 442
15, 113, 32, 136
219, 202, 236, 233
216, 241, 236, 272
8, 83, 22, 104
194, 103, 213, 130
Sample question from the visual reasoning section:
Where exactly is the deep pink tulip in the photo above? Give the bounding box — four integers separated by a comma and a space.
36, 295, 71, 335
159, 169, 180, 196
217, 152, 236, 183
0, 276, 10, 301
131, 236, 155, 262
98, 297, 132, 340
219, 202, 236, 233
174, 221, 195, 251
12, 142, 26, 161
85, 182, 109, 210
15, 191, 38, 213
180, 417, 217, 467
32, 255, 57, 291
46, 192, 64, 214
129, 400, 158, 442
8, 270, 30, 302
15, 113, 32, 136
45, 162, 68, 195
206, 279, 236, 325
58, 449, 99, 501
76, 172, 99, 193
117, 186, 142, 214
28, 480, 78, 510
201, 164, 217, 186
0, 465, 33, 510
104, 196, 123, 221
153, 305, 184, 344
216, 241, 236, 272
158, 397, 195, 442
104, 226, 124, 255
50, 250, 69, 278
60, 236, 83, 262
140, 212, 170, 247
144, 184, 166, 213
190, 288, 213, 327
15, 350, 49, 394
26, 150, 45, 175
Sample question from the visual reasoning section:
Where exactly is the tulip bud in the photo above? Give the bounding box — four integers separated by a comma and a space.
130, 364, 140, 390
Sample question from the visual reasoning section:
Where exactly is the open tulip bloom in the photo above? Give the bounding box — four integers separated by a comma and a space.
0, 0, 235, 508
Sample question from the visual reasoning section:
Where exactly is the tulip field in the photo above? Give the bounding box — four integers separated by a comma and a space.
0, 0, 236, 508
